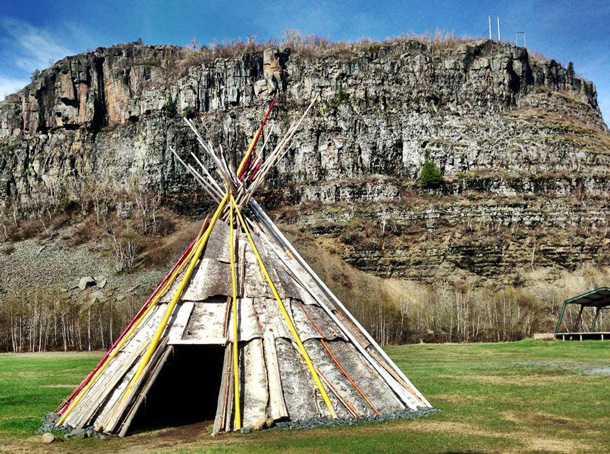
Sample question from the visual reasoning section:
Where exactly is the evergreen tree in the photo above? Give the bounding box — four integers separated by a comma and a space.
418, 160, 444, 189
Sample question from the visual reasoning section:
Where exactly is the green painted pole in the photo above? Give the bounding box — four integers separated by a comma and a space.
555, 302, 567, 333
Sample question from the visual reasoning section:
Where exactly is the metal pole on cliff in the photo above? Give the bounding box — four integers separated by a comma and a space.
497, 17, 501, 41
489, 16, 492, 40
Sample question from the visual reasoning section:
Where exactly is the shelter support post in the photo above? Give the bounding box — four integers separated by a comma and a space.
572, 305, 584, 332
555, 301, 567, 333
590, 308, 601, 331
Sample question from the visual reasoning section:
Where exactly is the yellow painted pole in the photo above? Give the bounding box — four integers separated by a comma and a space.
119, 192, 230, 406
236, 132, 259, 179
230, 196, 336, 418
229, 201, 241, 430
56, 240, 201, 426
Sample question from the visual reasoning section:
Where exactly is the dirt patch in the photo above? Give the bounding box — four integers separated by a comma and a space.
502, 411, 574, 426
433, 393, 488, 404
406, 421, 505, 438
526, 437, 580, 453
447, 374, 577, 386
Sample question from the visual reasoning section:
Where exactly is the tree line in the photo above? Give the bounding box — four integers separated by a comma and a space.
1, 280, 607, 352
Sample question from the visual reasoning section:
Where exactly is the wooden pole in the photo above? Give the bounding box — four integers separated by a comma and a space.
229, 201, 241, 430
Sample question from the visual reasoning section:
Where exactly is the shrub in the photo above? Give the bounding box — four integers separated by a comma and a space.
1, 244, 15, 255
163, 98, 177, 117
58, 197, 76, 212
418, 160, 444, 189
109, 227, 141, 273
184, 106, 195, 119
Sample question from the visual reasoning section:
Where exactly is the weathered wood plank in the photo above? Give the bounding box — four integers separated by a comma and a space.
180, 298, 227, 344
263, 332, 288, 421
167, 302, 194, 344
241, 339, 269, 428
117, 344, 174, 436
213, 346, 232, 434
182, 258, 232, 301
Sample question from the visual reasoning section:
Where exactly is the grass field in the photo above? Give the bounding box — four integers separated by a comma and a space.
0, 340, 608, 453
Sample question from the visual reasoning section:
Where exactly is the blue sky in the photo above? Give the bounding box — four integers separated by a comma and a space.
0, 0, 608, 122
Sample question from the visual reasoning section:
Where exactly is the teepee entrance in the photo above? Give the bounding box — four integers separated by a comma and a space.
129, 345, 225, 433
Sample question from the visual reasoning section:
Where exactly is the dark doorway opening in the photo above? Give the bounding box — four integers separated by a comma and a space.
129, 345, 225, 433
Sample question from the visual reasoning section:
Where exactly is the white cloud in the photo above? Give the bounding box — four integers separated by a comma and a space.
0, 75, 28, 100
0, 18, 75, 73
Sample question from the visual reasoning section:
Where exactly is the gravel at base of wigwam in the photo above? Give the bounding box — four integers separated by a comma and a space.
271, 407, 440, 431
37, 412, 107, 439
37, 412, 67, 434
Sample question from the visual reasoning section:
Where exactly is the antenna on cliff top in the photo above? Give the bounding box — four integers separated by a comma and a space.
488, 15, 492, 40
497, 16, 501, 41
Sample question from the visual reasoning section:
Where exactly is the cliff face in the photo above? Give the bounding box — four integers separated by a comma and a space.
1, 39, 609, 284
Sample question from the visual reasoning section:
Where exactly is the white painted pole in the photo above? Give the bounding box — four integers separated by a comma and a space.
489, 16, 492, 40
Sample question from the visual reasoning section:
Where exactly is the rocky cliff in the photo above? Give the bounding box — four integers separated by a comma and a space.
1, 38, 609, 285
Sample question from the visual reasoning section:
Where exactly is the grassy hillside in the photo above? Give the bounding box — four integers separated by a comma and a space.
0, 340, 608, 453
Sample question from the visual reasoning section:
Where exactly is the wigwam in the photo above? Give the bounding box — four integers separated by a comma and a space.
55, 96, 432, 436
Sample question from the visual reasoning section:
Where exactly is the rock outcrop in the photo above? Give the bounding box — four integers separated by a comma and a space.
1, 39, 608, 283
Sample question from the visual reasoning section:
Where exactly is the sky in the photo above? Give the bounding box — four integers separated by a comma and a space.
0, 0, 608, 122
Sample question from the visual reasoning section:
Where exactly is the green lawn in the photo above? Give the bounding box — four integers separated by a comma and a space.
0, 340, 608, 453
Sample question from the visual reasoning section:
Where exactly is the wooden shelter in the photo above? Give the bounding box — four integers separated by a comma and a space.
555, 287, 610, 341
55, 97, 431, 435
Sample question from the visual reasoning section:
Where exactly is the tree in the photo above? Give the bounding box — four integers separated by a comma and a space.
567, 62, 575, 78
189, 37, 199, 50
418, 160, 444, 189
30, 69, 40, 83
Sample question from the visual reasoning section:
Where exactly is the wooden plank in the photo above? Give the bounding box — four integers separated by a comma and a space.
224, 344, 235, 432
90, 306, 169, 431
241, 339, 269, 429
304, 339, 368, 418
252, 297, 291, 340
300, 304, 345, 341
182, 258, 232, 301
213, 346, 232, 434
227, 297, 262, 343
242, 242, 273, 298
159, 268, 189, 304
180, 298, 227, 344
66, 304, 165, 429
117, 344, 174, 436
251, 220, 422, 408
104, 338, 171, 433
167, 302, 195, 344
288, 299, 323, 341
263, 332, 288, 421
275, 337, 320, 421
203, 220, 231, 263
325, 340, 404, 413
